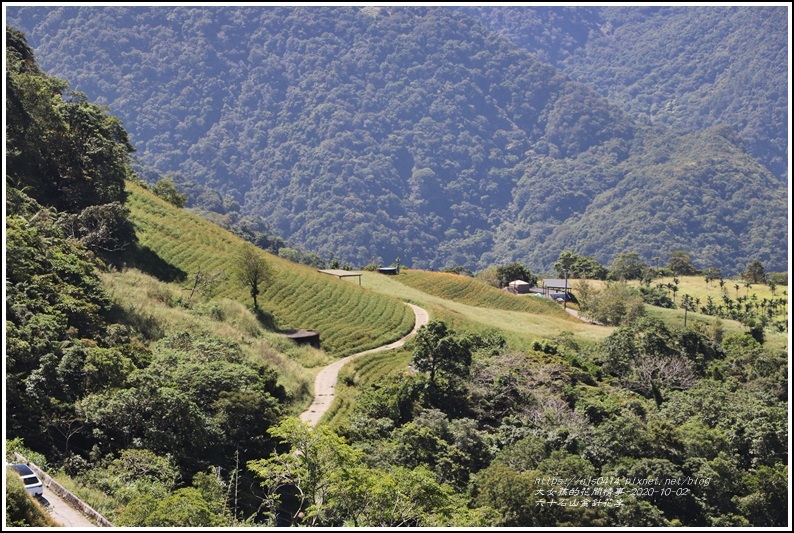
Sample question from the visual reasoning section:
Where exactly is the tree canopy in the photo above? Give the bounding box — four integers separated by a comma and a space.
234, 243, 274, 309
5, 8, 787, 276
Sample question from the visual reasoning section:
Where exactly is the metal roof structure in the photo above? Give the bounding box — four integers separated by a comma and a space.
318, 269, 364, 285
542, 278, 572, 290
285, 329, 321, 349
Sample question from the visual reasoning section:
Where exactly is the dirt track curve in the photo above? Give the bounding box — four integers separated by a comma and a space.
299, 303, 429, 426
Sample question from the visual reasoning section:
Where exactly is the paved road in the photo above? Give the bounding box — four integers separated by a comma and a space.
38, 486, 99, 528
299, 303, 429, 426
563, 306, 603, 325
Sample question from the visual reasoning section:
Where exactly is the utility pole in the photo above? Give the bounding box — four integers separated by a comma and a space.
682, 294, 692, 328
564, 268, 569, 309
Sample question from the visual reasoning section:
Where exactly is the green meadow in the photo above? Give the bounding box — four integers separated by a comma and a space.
358, 269, 614, 351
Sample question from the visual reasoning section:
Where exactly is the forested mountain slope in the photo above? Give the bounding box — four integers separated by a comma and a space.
497, 125, 788, 273
6, 6, 788, 275
463, 5, 789, 185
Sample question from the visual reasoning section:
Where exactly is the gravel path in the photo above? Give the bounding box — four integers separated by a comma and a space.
299, 303, 429, 426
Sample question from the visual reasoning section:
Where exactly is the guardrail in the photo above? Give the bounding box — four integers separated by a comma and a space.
13, 453, 113, 527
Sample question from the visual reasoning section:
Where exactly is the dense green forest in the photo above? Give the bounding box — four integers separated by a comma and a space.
5, 6, 788, 275
464, 6, 789, 185
4, 25, 790, 527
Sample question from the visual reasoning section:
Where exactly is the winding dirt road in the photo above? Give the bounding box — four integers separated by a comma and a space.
299, 303, 429, 426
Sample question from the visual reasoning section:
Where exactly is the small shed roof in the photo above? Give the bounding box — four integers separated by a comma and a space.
284, 329, 319, 339
509, 279, 530, 286
542, 278, 572, 290
318, 269, 364, 277
318, 269, 364, 285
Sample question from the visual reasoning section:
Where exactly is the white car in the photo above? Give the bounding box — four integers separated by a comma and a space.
9, 463, 44, 497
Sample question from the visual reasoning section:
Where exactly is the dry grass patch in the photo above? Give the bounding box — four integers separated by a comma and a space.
100, 268, 318, 405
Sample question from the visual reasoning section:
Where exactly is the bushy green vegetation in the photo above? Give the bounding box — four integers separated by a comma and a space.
98, 268, 322, 396
295, 262, 788, 527
317, 311, 788, 526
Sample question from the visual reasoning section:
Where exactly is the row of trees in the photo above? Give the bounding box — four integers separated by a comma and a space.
553, 250, 783, 289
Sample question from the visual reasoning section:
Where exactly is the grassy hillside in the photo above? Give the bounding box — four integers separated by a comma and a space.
571, 275, 788, 352
397, 269, 561, 313
359, 269, 613, 352
100, 267, 321, 406
125, 181, 415, 359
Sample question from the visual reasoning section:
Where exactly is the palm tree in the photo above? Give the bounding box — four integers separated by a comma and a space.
704, 295, 716, 315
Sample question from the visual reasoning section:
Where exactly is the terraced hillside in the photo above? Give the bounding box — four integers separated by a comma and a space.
361, 268, 613, 352
126, 181, 415, 357
397, 269, 563, 313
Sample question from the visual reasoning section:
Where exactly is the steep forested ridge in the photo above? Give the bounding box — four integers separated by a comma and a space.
500, 125, 788, 273
565, 6, 789, 186
464, 5, 789, 185
6, 5, 788, 275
